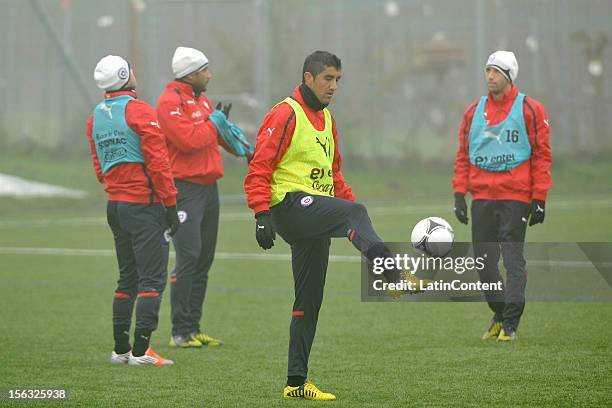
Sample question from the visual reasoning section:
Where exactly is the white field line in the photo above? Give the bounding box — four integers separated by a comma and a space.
0, 246, 361, 263
366, 198, 612, 215
0, 246, 608, 268
1, 199, 612, 229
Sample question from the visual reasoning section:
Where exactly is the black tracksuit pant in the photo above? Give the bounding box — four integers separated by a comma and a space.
471, 199, 530, 332
271, 192, 397, 379
170, 180, 219, 337
107, 201, 169, 334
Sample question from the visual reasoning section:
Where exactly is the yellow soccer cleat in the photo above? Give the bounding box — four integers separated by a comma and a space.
481, 321, 503, 340
497, 328, 516, 342
386, 272, 433, 299
401, 271, 433, 294
386, 288, 403, 300
191, 331, 223, 347
283, 381, 336, 401
169, 334, 202, 348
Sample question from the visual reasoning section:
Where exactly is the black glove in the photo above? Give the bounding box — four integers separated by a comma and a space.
453, 192, 469, 225
215, 102, 232, 119
528, 199, 545, 226
255, 211, 276, 250
165, 205, 180, 236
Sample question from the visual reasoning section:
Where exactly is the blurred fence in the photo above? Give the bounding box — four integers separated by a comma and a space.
0, 0, 610, 161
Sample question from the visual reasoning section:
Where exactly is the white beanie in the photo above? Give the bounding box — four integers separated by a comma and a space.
485, 50, 518, 83
172, 46, 208, 78
94, 55, 130, 91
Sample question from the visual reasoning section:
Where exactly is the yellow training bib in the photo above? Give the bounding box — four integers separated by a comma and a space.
270, 97, 335, 207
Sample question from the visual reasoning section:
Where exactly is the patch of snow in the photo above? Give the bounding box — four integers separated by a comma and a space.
0, 173, 87, 199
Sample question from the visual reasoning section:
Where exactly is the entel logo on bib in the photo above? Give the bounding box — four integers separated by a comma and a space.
300, 196, 314, 207
178, 211, 188, 223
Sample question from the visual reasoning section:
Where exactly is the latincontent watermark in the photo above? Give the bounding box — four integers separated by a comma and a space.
372, 278, 502, 292
361, 242, 612, 302
370, 252, 501, 293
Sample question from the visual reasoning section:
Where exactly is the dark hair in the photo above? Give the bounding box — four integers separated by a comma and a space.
302, 51, 341, 82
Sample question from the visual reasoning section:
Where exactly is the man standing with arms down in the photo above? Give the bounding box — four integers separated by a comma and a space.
157, 47, 252, 349
452, 50, 552, 342
87, 55, 180, 366
245, 50, 423, 401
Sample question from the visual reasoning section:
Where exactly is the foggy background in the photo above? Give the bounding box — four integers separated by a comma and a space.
0, 0, 610, 161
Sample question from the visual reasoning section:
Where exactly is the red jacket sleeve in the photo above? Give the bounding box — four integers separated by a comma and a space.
126, 100, 177, 207
331, 117, 355, 201
524, 97, 552, 201
244, 103, 296, 214
156, 92, 219, 153
85, 113, 103, 184
452, 100, 478, 194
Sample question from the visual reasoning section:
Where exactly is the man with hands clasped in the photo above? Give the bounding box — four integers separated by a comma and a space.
452, 50, 552, 342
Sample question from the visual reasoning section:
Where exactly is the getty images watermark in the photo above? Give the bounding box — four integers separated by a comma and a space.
361, 242, 612, 302
370, 251, 502, 293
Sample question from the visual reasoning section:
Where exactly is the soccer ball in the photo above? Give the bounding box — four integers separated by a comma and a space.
411, 217, 454, 257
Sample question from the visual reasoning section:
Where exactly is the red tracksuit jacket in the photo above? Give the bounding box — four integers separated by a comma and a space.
452, 86, 552, 203
156, 81, 236, 185
245, 85, 355, 215
86, 90, 177, 207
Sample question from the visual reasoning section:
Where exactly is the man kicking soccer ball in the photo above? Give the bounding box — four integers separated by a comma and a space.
244, 50, 424, 401
87, 55, 180, 366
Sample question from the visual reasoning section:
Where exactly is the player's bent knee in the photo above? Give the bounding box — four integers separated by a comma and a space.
349, 202, 368, 218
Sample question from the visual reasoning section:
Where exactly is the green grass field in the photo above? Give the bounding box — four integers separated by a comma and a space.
1, 153, 611, 407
